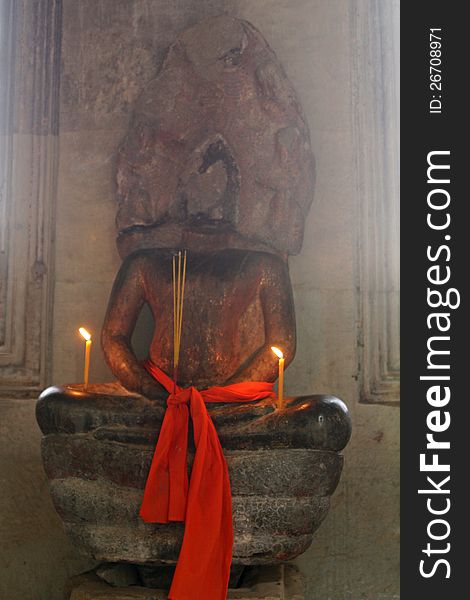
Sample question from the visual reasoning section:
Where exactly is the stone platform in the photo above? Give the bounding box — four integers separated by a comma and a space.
68, 566, 303, 600
37, 384, 351, 566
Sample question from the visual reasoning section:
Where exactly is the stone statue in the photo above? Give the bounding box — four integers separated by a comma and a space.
36, 15, 351, 588
103, 15, 314, 398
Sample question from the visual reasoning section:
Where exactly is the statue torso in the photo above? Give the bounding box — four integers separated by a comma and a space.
136, 249, 285, 387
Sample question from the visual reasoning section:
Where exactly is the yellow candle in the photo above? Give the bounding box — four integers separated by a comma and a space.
271, 346, 285, 410
79, 327, 92, 388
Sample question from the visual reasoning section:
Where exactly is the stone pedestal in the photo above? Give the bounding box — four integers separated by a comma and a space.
68, 566, 303, 600
37, 385, 351, 566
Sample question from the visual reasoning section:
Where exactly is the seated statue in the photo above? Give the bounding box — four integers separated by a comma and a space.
102, 248, 295, 397
36, 15, 351, 575
101, 13, 314, 401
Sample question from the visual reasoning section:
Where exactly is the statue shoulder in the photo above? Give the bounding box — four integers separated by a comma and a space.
227, 250, 290, 288
248, 251, 289, 273
120, 249, 166, 273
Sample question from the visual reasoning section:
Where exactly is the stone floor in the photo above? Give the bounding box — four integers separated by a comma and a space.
68, 565, 303, 600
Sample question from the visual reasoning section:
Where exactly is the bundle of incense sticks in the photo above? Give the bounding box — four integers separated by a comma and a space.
172, 250, 187, 392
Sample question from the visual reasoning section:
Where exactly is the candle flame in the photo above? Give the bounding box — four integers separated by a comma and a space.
271, 346, 284, 359
79, 327, 91, 341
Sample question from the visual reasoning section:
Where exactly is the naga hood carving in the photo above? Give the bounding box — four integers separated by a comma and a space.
115, 15, 315, 258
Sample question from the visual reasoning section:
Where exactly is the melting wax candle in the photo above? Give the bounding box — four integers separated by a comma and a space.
79, 327, 92, 389
271, 346, 285, 409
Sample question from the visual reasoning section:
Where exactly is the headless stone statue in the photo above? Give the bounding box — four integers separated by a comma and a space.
102, 249, 295, 396
102, 15, 312, 398
37, 15, 351, 573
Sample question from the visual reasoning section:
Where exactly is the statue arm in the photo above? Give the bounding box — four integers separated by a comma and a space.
226, 256, 296, 384
101, 255, 166, 400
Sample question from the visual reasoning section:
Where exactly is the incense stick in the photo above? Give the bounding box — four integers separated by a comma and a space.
173, 257, 177, 371
179, 252, 187, 351
172, 250, 187, 391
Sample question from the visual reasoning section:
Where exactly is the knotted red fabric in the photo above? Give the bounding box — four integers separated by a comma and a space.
139, 360, 275, 600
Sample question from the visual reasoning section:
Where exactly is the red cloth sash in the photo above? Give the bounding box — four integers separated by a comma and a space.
140, 360, 275, 600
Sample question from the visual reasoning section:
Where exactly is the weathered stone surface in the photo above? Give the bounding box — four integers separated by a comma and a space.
101, 22, 313, 399
60, 1, 235, 134
43, 453, 332, 564
283, 566, 304, 600
136, 566, 175, 590
96, 564, 140, 588
65, 572, 104, 599
35, 14, 351, 579
41, 453, 333, 565
115, 15, 314, 259
66, 521, 313, 567
51, 478, 328, 535
0, 2, 397, 600
136, 564, 245, 589
37, 380, 350, 566
98, 17, 313, 397
37, 386, 351, 452
42, 436, 342, 497
101, 250, 299, 393
69, 565, 303, 599
71, 581, 167, 600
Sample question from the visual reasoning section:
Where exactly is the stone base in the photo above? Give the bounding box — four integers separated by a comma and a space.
37, 386, 351, 566
68, 565, 303, 600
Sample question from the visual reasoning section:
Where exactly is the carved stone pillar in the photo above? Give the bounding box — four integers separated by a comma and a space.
0, 0, 61, 396
351, 0, 400, 404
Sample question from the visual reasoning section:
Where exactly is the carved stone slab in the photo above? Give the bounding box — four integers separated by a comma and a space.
115, 15, 314, 258
69, 565, 304, 600
37, 385, 351, 566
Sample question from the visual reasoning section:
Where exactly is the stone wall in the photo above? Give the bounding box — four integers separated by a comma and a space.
0, 1, 399, 599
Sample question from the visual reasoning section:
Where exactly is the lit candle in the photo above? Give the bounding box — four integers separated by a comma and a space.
79, 327, 92, 389
271, 346, 285, 409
